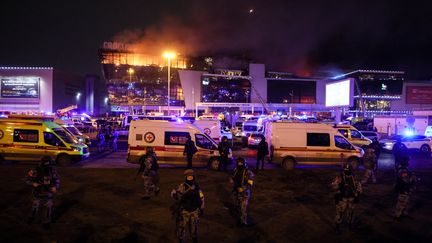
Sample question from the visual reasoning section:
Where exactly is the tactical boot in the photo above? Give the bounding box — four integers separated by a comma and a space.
192, 237, 198, 243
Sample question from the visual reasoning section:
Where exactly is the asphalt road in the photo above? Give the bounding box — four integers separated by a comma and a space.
1, 142, 431, 242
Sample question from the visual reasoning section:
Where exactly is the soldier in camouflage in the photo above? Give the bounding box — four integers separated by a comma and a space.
171, 169, 204, 243
230, 157, 254, 226
332, 164, 362, 233
26, 156, 60, 226
361, 147, 377, 184
140, 147, 160, 200
394, 158, 416, 220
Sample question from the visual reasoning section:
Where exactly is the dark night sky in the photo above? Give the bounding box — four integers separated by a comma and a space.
1, 0, 431, 79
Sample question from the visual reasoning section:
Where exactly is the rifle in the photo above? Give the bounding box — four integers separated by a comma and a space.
134, 158, 146, 181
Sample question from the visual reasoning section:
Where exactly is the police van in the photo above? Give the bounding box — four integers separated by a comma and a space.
265, 122, 363, 170
0, 119, 90, 166
127, 120, 221, 170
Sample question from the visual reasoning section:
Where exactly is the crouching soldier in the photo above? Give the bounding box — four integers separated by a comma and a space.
171, 169, 204, 243
361, 147, 377, 184
394, 158, 416, 220
230, 157, 254, 226
26, 156, 60, 226
139, 147, 160, 199
332, 164, 362, 233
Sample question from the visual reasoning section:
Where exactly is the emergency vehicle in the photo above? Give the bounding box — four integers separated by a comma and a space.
127, 120, 221, 170
0, 118, 90, 165
265, 122, 363, 170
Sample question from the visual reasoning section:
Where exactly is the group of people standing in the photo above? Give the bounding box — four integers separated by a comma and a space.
331, 137, 417, 233
138, 146, 255, 243
96, 126, 119, 152
23, 134, 418, 240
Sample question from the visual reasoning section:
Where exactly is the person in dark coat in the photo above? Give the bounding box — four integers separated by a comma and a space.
256, 136, 269, 170
218, 136, 231, 171
393, 138, 408, 171
26, 156, 60, 226
184, 135, 198, 169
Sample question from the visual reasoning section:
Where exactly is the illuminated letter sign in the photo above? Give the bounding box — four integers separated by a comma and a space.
0, 77, 40, 99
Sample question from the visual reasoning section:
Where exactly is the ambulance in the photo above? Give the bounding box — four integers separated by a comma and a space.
265, 122, 363, 170
55, 119, 91, 145
127, 120, 222, 170
192, 119, 222, 142
0, 119, 90, 165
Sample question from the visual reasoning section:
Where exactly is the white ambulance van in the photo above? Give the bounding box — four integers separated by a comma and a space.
265, 122, 363, 170
192, 119, 222, 142
0, 119, 90, 166
127, 120, 222, 170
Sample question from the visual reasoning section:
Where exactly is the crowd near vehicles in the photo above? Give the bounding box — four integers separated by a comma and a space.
265, 122, 363, 170
333, 124, 372, 149
0, 119, 90, 165
379, 135, 432, 154
127, 120, 222, 170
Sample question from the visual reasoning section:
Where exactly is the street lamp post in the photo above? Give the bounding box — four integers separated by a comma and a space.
128, 68, 134, 82
163, 51, 176, 115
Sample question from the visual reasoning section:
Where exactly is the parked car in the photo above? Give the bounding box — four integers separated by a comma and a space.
425, 126, 432, 137
379, 135, 432, 154
360, 131, 380, 141
247, 133, 264, 147
333, 124, 372, 149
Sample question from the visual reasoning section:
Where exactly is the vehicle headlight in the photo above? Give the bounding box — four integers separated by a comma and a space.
72, 146, 81, 152
78, 138, 84, 142
385, 142, 394, 146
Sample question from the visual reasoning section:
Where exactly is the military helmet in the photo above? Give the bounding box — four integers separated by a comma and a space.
184, 169, 195, 177
400, 156, 409, 166
146, 147, 154, 153
343, 163, 353, 175
236, 157, 248, 167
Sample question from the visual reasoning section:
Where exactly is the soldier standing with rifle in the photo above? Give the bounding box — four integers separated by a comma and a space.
171, 169, 204, 243
331, 164, 362, 233
230, 157, 254, 226
137, 147, 160, 200
26, 156, 60, 228
394, 158, 417, 220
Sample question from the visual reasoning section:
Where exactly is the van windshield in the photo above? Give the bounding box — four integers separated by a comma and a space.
335, 135, 353, 150
53, 128, 78, 144
65, 126, 83, 136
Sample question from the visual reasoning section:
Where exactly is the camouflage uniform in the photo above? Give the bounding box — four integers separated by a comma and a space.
231, 158, 255, 225
361, 148, 377, 184
394, 166, 416, 218
140, 151, 159, 198
26, 158, 60, 224
171, 170, 204, 243
332, 166, 362, 231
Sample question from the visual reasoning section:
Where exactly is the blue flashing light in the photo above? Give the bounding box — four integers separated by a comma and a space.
404, 129, 414, 137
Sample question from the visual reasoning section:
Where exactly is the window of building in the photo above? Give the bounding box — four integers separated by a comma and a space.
307, 133, 330, 147
136, 134, 143, 141
165, 132, 189, 146
13, 129, 39, 143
